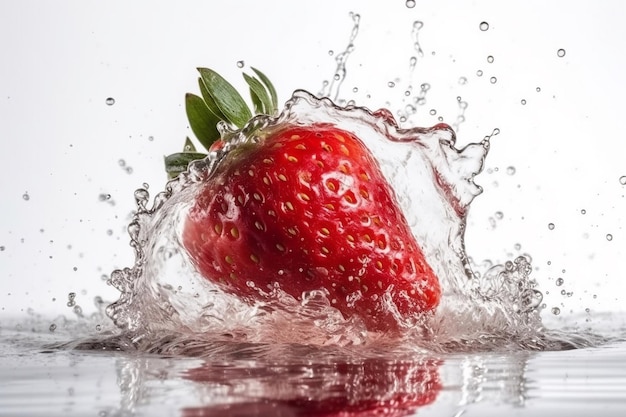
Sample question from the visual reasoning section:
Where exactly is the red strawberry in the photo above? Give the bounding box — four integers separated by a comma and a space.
167, 68, 441, 331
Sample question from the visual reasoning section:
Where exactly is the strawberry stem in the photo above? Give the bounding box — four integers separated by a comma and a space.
164, 66, 279, 178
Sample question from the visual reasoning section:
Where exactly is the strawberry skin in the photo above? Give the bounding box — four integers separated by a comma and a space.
182, 124, 440, 331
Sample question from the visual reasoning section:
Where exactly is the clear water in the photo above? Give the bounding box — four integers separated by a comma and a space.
3, 3, 626, 416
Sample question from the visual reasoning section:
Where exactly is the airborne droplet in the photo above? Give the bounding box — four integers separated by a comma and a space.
479, 21, 489, 31
557, 48, 566, 57
105, 97, 115, 106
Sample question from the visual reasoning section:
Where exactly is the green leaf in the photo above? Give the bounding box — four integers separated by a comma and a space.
198, 77, 227, 121
198, 68, 252, 128
243, 73, 273, 115
164, 152, 207, 179
185, 93, 220, 151
249, 88, 264, 114
183, 137, 197, 152
251, 67, 278, 113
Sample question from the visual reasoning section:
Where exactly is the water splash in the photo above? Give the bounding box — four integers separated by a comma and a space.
98, 89, 582, 354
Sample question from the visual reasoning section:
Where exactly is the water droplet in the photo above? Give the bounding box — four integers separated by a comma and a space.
148, 136, 154, 142
458, 76, 467, 85
548, 223, 555, 230
105, 97, 115, 106
98, 193, 111, 201
556, 277, 564, 286
580, 209, 586, 215
536, 87, 542, 92
429, 109, 437, 115
22, 192, 30, 201
487, 55, 494, 63
521, 99, 527, 105
551, 307, 561, 315
514, 243, 522, 251
606, 234, 613, 241
557, 48, 566, 57
387, 81, 396, 88
352, 87, 359, 93
479, 21, 489, 31
490, 76, 497, 84
405, 0, 416, 8
236, 60, 244, 68
495, 211, 504, 220
49, 323, 57, 332
125, 166, 134, 175
506, 166, 516, 175
0, 246, 5, 251
96, 324, 102, 331
476, 70, 483, 77
619, 175, 626, 185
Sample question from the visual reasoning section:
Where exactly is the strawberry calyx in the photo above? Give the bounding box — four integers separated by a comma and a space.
164, 67, 279, 178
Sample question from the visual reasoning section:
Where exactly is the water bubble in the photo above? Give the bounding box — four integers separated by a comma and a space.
490, 76, 497, 84
236, 60, 244, 68
105, 97, 115, 106
405, 0, 416, 8
476, 70, 483, 77
506, 166, 516, 175
49, 323, 57, 332
548, 223, 555, 230
479, 21, 489, 31
555, 277, 564, 286
557, 48, 566, 57
606, 234, 613, 241
521, 99, 527, 105
487, 55, 494, 63
619, 175, 626, 185
22, 192, 30, 201
551, 307, 561, 315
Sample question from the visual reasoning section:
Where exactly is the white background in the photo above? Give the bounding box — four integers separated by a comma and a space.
1, 0, 624, 322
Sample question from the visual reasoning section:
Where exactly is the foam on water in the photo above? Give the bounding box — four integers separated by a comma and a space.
97, 90, 602, 356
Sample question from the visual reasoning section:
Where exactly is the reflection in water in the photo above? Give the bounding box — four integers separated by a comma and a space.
181, 357, 441, 416
101, 346, 537, 416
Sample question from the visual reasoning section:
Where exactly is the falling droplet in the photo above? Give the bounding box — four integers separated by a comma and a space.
557, 49, 566, 57
479, 21, 489, 31
548, 223, 555, 230
105, 97, 115, 106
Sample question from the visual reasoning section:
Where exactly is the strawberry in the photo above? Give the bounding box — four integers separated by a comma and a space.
167, 68, 440, 332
